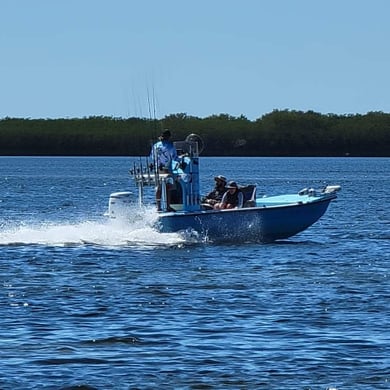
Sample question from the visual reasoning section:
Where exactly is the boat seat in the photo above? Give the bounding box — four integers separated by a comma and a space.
240, 184, 257, 207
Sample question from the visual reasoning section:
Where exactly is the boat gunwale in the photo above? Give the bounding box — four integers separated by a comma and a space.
158, 192, 337, 217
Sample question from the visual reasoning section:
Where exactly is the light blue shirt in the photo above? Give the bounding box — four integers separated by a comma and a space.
150, 140, 178, 169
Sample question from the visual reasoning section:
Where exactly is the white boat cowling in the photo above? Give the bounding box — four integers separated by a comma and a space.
107, 191, 133, 218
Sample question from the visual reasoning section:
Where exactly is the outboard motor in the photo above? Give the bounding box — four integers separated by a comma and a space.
107, 191, 133, 218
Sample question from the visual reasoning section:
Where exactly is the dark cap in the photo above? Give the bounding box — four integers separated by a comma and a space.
214, 175, 227, 183
226, 181, 238, 189
160, 129, 171, 139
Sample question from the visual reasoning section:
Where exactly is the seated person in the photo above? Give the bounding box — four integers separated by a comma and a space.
214, 181, 244, 209
202, 175, 227, 206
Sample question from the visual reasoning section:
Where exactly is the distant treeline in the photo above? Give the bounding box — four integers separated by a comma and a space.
0, 110, 389, 156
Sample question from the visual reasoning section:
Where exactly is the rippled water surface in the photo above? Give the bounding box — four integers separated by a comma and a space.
0, 157, 389, 389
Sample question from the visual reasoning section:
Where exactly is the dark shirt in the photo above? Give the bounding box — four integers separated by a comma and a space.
221, 189, 244, 208
207, 186, 226, 201
205, 184, 227, 204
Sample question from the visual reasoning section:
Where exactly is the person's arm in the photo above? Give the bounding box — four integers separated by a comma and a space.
205, 190, 214, 199
237, 192, 244, 208
148, 144, 156, 170
170, 143, 178, 161
220, 191, 227, 206
150, 142, 160, 165
149, 144, 154, 160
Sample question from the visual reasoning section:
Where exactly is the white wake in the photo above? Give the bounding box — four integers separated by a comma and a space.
0, 207, 186, 247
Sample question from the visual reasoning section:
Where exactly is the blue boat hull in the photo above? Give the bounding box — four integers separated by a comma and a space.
156, 196, 335, 242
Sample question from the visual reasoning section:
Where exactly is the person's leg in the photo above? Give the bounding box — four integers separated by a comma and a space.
156, 185, 162, 211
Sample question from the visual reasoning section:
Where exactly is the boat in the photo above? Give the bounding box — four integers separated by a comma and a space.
107, 134, 340, 243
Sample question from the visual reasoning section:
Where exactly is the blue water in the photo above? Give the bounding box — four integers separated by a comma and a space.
0, 156, 389, 390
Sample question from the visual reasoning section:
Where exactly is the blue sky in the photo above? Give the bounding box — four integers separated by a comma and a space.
1, 0, 389, 120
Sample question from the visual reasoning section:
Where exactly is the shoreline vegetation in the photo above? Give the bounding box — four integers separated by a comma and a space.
0, 110, 389, 157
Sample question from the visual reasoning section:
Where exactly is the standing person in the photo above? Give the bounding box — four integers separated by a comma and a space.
150, 130, 178, 211
203, 175, 227, 206
150, 129, 178, 172
214, 181, 244, 209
